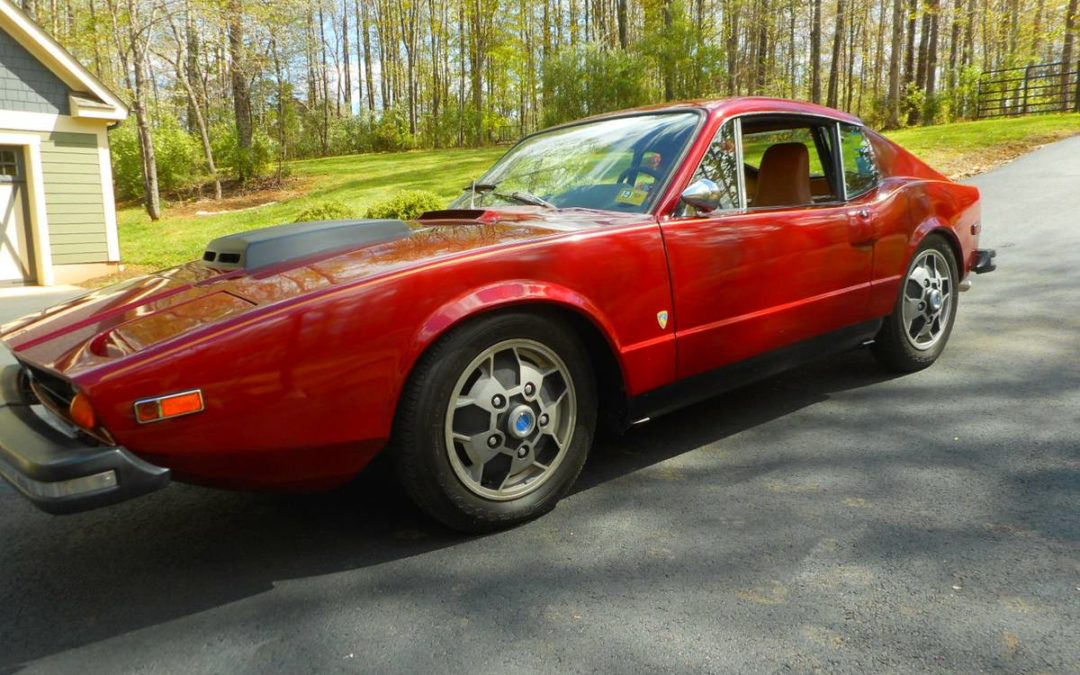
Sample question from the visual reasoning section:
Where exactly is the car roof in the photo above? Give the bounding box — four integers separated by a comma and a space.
578, 96, 865, 127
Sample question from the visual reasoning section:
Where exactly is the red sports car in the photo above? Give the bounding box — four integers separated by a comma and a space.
0, 98, 995, 532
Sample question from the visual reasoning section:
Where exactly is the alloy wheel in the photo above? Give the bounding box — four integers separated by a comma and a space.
443, 339, 577, 501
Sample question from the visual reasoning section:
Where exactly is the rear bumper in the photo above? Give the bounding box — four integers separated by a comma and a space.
0, 364, 169, 514
973, 248, 996, 274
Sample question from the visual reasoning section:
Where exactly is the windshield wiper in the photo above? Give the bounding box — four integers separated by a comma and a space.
501, 190, 555, 208
464, 182, 554, 209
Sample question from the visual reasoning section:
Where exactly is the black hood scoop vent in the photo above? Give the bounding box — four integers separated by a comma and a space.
201, 218, 411, 270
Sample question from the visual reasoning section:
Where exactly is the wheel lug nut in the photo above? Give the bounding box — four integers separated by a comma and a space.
918, 303, 925, 310
924, 280, 930, 287
517, 445, 529, 458
524, 383, 535, 397
491, 394, 504, 408
539, 414, 549, 426
487, 435, 500, 447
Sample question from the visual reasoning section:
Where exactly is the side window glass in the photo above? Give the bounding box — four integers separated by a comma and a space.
685, 121, 740, 214
839, 124, 881, 198
742, 125, 838, 205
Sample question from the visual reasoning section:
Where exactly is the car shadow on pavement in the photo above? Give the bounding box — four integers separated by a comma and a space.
0, 347, 901, 670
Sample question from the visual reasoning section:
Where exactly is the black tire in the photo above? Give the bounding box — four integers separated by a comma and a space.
393, 311, 597, 533
872, 235, 960, 373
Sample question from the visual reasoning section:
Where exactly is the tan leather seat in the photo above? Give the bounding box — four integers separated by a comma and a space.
752, 143, 812, 208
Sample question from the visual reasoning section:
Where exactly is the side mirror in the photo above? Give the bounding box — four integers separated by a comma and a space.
680, 178, 723, 213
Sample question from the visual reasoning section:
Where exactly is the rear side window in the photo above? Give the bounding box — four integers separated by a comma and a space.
839, 124, 881, 198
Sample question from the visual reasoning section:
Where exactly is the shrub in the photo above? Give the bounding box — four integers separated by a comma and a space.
364, 190, 443, 220
211, 122, 276, 182
293, 199, 354, 223
109, 112, 202, 200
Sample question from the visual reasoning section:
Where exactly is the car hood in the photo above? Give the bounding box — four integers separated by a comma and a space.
1, 208, 646, 379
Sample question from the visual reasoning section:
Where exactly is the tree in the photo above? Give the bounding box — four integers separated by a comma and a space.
155, 1, 222, 199
810, 0, 822, 103
227, 0, 254, 181
106, 0, 161, 220
826, 0, 845, 108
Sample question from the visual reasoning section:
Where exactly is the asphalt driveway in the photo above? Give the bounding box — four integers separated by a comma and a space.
1, 138, 1077, 674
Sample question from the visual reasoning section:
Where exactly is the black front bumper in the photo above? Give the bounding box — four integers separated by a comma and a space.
0, 364, 169, 514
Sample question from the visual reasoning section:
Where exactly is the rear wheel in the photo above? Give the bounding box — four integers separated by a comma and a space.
393, 312, 596, 533
872, 235, 959, 372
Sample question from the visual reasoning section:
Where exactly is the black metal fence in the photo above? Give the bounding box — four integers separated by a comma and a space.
976, 61, 1080, 118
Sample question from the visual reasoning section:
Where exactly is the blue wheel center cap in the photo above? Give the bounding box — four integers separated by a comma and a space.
508, 406, 536, 439
928, 289, 943, 312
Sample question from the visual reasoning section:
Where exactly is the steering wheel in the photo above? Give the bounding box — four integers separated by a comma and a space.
617, 165, 661, 185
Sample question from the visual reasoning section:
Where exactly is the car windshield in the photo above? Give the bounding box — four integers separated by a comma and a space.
451, 112, 701, 214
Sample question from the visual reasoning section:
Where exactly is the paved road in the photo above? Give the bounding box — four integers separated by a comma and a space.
1, 139, 1078, 674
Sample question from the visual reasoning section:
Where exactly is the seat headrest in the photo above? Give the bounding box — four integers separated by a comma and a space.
752, 142, 812, 208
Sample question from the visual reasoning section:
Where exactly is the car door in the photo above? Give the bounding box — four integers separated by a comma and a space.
659, 116, 875, 381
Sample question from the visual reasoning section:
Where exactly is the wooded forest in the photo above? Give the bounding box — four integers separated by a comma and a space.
15, 0, 1080, 218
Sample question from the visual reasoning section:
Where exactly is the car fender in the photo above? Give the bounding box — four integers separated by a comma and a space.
409, 279, 626, 376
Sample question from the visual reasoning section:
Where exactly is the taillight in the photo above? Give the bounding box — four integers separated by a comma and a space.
133, 390, 205, 424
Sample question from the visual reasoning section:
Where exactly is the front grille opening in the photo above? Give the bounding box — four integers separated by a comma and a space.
218, 253, 241, 264
203, 251, 217, 262
21, 364, 111, 446
23, 363, 75, 410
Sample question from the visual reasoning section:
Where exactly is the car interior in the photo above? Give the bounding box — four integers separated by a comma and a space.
739, 117, 841, 208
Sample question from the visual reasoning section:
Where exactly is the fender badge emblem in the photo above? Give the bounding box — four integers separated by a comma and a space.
657, 311, 669, 329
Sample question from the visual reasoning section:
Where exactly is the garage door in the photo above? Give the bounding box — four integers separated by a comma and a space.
0, 146, 35, 285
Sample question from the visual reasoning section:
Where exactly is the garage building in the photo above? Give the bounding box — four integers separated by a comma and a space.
0, 0, 127, 286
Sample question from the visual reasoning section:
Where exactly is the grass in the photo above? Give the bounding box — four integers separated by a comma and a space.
111, 113, 1080, 274
884, 113, 1080, 179
117, 147, 503, 270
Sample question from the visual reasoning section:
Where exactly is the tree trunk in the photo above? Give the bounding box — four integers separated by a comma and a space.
923, 0, 940, 122
359, 0, 375, 113
663, 0, 674, 99
227, 0, 253, 180
1064, 0, 1078, 111
947, 0, 961, 92
810, 0, 822, 103
915, 0, 930, 95
826, 0, 844, 108
132, 45, 160, 219
617, 0, 628, 49
342, 9, 352, 114
903, 0, 916, 88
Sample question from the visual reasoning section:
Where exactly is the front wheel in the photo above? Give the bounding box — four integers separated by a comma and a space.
393, 312, 596, 533
872, 235, 959, 372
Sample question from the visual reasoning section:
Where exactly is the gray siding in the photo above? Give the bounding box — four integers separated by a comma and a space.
0, 28, 69, 115
40, 131, 109, 264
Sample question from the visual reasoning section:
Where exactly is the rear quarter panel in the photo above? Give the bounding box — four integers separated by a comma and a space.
866, 131, 981, 316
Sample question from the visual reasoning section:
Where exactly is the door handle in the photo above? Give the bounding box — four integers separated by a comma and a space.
849, 208, 875, 247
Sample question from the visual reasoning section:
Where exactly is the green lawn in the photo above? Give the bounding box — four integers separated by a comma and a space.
117, 147, 504, 270
113, 113, 1080, 275
885, 113, 1080, 178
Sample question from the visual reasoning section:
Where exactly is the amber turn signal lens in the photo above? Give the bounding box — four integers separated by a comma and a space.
133, 390, 204, 424
160, 391, 204, 418
69, 393, 96, 431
